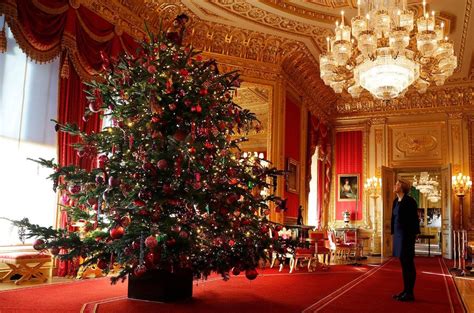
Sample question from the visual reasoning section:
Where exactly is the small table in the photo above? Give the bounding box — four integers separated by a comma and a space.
418, 234, 436, 257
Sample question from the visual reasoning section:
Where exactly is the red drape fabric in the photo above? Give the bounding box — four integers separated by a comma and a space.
335, 131, 363, 221
1, 0, 139, 276
1, 0, 139, 78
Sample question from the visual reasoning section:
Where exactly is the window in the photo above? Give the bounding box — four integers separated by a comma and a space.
307, 147, 319, 227
0, 20, 59, 245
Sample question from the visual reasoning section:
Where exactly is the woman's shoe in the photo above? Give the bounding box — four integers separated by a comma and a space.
397, 293, 415, 302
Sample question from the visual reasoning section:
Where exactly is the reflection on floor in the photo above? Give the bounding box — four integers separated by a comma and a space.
415, 243, 442, 256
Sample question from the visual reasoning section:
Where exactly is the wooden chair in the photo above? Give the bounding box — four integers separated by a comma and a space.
291, 230, 330, 272
327, 231, 352, 263
311, 231, 331, 268
0, 252, 52, 285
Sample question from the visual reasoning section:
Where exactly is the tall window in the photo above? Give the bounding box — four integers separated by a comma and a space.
307, 147, 319, 227
0, 20, 59, 245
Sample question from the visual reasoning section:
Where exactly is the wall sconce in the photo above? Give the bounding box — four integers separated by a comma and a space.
452, 173, 472, 229
363, 176, 382, 229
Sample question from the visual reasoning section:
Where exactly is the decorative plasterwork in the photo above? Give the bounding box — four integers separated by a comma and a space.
82, 0, 148, 39
211, 0, 334, 44
388, 123, 446, 167
455, 0, 472, 73
336, 85, 474, 117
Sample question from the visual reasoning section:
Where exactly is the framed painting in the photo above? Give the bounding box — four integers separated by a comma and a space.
286, 158, 299, 194
338, 174, 359, 201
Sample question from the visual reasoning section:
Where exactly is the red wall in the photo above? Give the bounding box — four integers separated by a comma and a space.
335, 131, 363, 221
284, 97, 301, 218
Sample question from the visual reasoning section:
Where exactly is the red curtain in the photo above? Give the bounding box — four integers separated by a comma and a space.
1, 0, 139, 276
335, 131, 363, 221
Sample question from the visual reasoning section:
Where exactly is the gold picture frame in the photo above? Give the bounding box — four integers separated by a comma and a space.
338, 174, 359, 202
286, 158, 299, 194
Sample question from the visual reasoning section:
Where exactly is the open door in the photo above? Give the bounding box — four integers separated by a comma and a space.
381, 166, 396, 258
440, 164, 452, 259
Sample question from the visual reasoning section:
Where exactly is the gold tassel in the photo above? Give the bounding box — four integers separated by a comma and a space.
61, 56, 70, 79
0, 20, 7, 53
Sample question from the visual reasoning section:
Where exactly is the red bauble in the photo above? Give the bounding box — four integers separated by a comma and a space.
232, 267, 241, 276
168, 103, 177, 111
134, 265, 147, 277
157, 159, 168, 170
50, 247, 60, 255
145, 235, 158, 249
110, 226, 124, 239
245, 269, 258, 280
87, 198, 98, 206
173, 130, 187, 141
68, 185, 81, 194
199, 88, 208, 95
108, 176, 121, 187
97, 259, 108, 270
120, 216, 131, 227
33, 239, 45, 251
162, 184, 173, 194
134, 199, 146, 207
166, 238, 176, 247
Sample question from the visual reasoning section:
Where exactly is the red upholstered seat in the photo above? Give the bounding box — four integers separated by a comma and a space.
295, 248, 314, 255
0, 252, 51, 261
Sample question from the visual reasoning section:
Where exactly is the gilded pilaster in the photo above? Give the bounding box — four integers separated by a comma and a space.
447, 113, 469, 229
271, 75, 286, 224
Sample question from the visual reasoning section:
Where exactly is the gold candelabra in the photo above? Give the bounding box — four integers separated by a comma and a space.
452, 173, 472, 229
364, 176, 382, 229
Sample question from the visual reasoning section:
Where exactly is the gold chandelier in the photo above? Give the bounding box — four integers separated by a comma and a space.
319, 0, 457, 100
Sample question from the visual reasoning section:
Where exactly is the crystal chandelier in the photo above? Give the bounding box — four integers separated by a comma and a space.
320, 0, 457, 100
427, 187, 441, 203
413, 172, 438, 194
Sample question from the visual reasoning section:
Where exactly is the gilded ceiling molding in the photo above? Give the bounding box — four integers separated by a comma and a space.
209, 0, 333, 52
281, 49, 337, 114
257, 0, 344, 23
370, 117, 388, 125
206, 53, 280, 82
336, 85, 474, 116
455, 0, 472, 73
80, 0, 149, 39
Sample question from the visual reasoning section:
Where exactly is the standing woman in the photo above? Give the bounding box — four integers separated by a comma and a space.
391, 179, 420, 302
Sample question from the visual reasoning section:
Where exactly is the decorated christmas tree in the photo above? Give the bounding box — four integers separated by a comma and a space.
15, 16, 289, 288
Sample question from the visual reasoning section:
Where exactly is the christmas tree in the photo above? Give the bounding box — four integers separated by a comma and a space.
15, 16, 289, 284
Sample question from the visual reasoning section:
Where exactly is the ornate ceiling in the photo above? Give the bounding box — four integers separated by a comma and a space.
80, 0, 474, 118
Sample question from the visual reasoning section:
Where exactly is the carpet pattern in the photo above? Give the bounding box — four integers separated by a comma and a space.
0, 258, 466, 313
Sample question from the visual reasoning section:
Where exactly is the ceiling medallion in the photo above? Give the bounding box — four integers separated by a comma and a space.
319, 0, 457, 100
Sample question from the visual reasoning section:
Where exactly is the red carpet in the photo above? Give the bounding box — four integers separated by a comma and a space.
0, 259, 466, 313
0, 265, 368, 313
304, 257, 466, 313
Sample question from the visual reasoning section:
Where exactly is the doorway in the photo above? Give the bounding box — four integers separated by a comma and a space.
381, 165, 452, 259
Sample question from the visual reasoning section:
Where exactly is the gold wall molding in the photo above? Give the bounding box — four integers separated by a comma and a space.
469, 119, 474, 225
388, 123, 446, 167
336, 85, 474, 117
